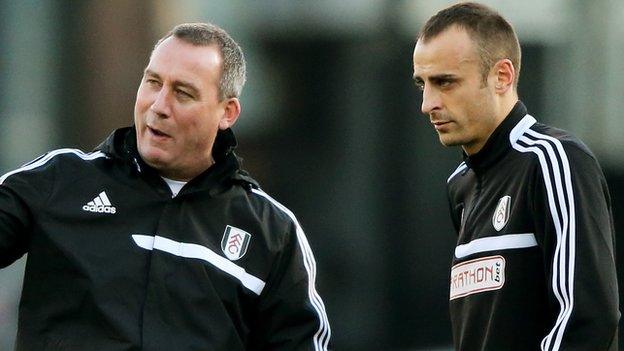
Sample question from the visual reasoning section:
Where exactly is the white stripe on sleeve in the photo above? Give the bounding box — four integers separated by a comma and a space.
251, 188, 331, 351
510, 115, 576, 351
0, 148, 107, 185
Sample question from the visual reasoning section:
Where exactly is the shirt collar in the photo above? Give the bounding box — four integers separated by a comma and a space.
464, 101, 528, 172
96, 126, 243, 196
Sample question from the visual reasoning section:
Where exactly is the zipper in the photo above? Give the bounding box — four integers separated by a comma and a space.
459, 173, 483, 239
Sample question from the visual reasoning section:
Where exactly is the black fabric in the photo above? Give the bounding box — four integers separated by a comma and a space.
0, 127, 330, 350
446, 101, 619, 350
463, 101, 527, 172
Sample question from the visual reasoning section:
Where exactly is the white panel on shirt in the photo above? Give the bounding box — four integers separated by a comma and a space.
162, 177, 187, 197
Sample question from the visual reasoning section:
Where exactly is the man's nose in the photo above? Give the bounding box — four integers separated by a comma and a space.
150, 89, 172, 117
421, 85, 441, 115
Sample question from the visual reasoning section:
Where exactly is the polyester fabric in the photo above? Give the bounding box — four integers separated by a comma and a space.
446, 102, 619, 350
0, 127, 331, 350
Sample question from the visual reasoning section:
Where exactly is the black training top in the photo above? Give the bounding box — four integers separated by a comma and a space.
446, 101, 619, 350
0, 127, 331, 350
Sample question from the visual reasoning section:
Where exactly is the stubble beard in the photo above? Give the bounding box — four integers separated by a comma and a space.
438, 133, 465, 148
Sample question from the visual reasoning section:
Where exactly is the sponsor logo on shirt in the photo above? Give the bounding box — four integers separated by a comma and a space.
450, 255, 505, 300
492, 195, 511, 231
221, 225, 251, 261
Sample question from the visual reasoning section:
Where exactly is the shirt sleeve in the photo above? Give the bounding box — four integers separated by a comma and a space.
532, 142, 619, 351
0, 153, 56, 268
248, 222, 331, 351
0, 175, 34, 268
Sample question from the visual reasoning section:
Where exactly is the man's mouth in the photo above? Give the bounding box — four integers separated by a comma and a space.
147, 126, 170, 138
431, 120, 452, 131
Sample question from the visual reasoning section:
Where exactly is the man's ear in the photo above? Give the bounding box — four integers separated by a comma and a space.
219, 97, 241, 130
493, 59, 515, 93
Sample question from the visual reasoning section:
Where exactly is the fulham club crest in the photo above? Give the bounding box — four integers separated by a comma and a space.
492, 195, 511, 231
221, 225, 251, 261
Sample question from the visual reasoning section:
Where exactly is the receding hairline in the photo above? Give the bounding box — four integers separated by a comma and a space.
152, 32, 221, 55
148, 36, 225, 78
149, 22, 247, 100
416, 6, 522, 88
151, 36, 222, 58
414, 24, 483, 64
416, 23, 478, 49
419, 22, 468, 42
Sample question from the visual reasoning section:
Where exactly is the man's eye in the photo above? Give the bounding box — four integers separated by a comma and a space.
439, 80, 453, 88
146, 79, 161, 86
415, 82, 425, 91
175, 90, 193, 99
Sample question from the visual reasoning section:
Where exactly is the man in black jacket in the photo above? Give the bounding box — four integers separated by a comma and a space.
412, 3, 618, 350
0, 22, 330, 350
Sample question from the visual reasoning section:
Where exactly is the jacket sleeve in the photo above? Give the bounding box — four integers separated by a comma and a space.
0, 184, 30, 268
249, 222, 331, 351
0, 174, 34, 268
0, 153, 56, 268
532, 143, 619, 351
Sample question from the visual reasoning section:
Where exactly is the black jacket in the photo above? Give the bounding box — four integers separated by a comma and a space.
447, 102, 619, 350
0, 127, 331, 350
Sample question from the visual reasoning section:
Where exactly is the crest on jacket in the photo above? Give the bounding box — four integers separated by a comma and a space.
492, 195, 511, 231
221, 225, 251, 261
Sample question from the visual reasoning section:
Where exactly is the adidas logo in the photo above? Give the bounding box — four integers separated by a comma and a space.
82, 191, 117, 214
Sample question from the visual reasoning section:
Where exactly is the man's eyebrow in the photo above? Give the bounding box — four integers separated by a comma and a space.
173, 80, 200, 96
144, 69, 160, 78
412, 73, 458, 81
430, 74, 457, 80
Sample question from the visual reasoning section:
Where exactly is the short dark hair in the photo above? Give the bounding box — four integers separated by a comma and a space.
155, 22, 246, 100
417, 2, 521, 88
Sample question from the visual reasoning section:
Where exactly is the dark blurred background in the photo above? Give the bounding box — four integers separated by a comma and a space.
1, 1, 623, 350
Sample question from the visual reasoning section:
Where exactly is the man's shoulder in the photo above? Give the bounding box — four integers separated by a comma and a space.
21, 148, 109, 172
446, 161, 476, 205
447, 161, 468, 184
528, 122, 598, 163
246, 187, 299, 226
0, 148, 108, 185
512, 121, 604, 179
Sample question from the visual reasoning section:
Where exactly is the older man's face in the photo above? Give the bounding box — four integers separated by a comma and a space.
134, 37, 229, 180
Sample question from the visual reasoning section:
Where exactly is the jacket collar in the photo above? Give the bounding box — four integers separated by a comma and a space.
95, 127, 257, 195
463, 101, 528, 172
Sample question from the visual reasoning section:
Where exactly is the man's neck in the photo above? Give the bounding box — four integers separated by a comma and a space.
462, 95, 519, 156
157, 157, 215, 182
495, 95, 519, 126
